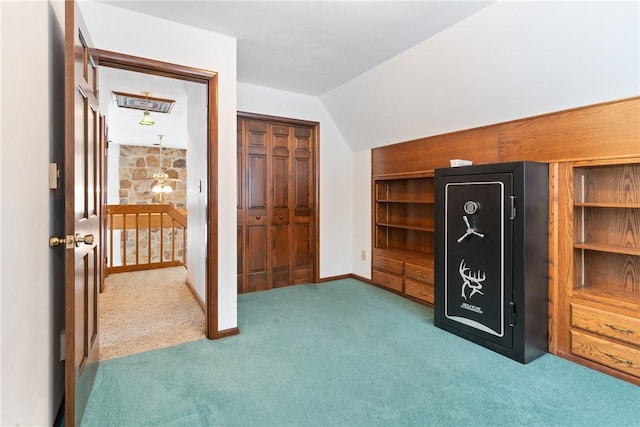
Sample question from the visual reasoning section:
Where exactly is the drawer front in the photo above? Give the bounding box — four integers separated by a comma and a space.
404, 262, 434, 284
571, 303, 640, 347
571, 330, 640, 378
372, 255, 404, 275
372, 270, 404, 292
404, 278, 434, 304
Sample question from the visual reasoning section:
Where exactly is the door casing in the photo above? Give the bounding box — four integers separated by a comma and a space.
96, 49, 220, 338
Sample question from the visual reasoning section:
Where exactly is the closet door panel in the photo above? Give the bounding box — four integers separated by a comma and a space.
236, 225, 244, 293
272, 219, 290, 287
292, 126, 314, 283
246, 120, 270, 292
247, 219, 268, 292
237, 119, 245, 293
271, 124, 291, 287
293, 222, 312, 283
271, 124, 290, 150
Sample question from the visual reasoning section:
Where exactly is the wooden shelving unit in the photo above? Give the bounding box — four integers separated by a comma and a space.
372, 174, 435, 304
567, 159, 640, 383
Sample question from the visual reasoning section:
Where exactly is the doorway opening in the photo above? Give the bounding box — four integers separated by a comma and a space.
97, 49, 219, 341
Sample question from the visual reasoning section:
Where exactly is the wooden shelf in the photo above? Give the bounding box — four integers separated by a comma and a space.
373, 172, 436, 305
374, 248, 435, 263
574, 242, 640, 256
572, 287, 640, 309
377, 199, 435, 204
377, 222, 435, 232
568, 160, 640, 383
575, 202, 640, 208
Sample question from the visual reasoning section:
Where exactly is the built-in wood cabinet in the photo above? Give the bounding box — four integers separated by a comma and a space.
372, 174, 435, 304
371, 97, 639, 383
564, 159, 640, 383
237, 115, 318, 294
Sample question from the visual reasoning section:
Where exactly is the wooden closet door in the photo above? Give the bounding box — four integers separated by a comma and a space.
245, 120, 270, 292
292, 126, 314, 283
270, 124, 292, 287
237, 116, 316, 293
236, 119, 245, 293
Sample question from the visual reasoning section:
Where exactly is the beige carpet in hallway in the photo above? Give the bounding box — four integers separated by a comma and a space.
99, 266, 205, 361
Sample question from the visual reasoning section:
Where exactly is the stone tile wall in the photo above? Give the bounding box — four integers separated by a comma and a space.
115, 144, 187, 267
124, 227, 185, 266
119, 145, 187, 208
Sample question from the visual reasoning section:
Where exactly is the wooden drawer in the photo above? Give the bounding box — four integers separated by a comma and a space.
571, 303, 640, 347
404, 262, 434, 284
571, 330, 640, 378
372, 270, 404, 292
372, 255, 403, 275
404, 278, 434, 304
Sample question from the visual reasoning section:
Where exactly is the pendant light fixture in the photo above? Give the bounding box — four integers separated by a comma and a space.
152, 135, 173, 200
139, 91, 155, 126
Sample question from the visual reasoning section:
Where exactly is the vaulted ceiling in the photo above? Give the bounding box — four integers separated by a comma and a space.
99, 1, 493, 96
95, 1, 638, 152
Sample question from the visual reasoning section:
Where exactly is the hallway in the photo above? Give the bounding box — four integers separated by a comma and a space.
99, 266, 205, 360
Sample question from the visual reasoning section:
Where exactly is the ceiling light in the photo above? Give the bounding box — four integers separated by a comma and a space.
139, 110, 155, 126
152, 182, 173, 194
113, 91, 175, 113
151, 135, 173, 200
139, 92, 155, 126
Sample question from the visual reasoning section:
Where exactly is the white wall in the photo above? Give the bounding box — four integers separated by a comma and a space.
321, 0, 640, 152
237, 83, 354, 278
0, 3, 4, 424
106, 142, 122, 266
1, 1, 66, 425
351, 150, 371, 279
0, 1, 4, 422
186, 84, 208, 301
79, 1, 238, 330
107, 143, 120, 204
322, 0, 640, 280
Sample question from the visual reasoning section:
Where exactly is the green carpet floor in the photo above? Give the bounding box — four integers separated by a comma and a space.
81, 279, 640, 426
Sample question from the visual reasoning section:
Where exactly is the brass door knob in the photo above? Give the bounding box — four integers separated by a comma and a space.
49, 236, 65, 248
75, 233, 94, 246
50, 235, 74, 249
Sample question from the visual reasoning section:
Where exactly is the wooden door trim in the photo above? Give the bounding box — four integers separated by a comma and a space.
237, 111, 320, 283
238, 111, 319, 128
96, 49, 220, 339
97, 50, 214, 83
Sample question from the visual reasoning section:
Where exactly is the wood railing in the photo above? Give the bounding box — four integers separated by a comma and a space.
107, 204, 187, 274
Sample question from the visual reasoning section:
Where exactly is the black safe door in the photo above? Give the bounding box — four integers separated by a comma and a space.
442, 173, 514, 348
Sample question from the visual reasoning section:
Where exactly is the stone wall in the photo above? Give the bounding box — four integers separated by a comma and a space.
119, 145, 187, 208
116, 144, 187, 267
124, 227, 185, 266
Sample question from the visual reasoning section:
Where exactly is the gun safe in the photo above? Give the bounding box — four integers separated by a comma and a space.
434, 161, 548, 363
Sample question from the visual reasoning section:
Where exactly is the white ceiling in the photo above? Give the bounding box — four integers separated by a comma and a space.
99, 67, 203, 148
97, 1, 493, 148
98, 1, 492, 96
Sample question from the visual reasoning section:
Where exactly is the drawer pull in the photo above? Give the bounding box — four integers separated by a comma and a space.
604, 323, 635, 334
256, 215, 261, 220
419, 272, 427, 278
421, 292, 427, 296
604, 353, 634, 366
383, 263, 390, 267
